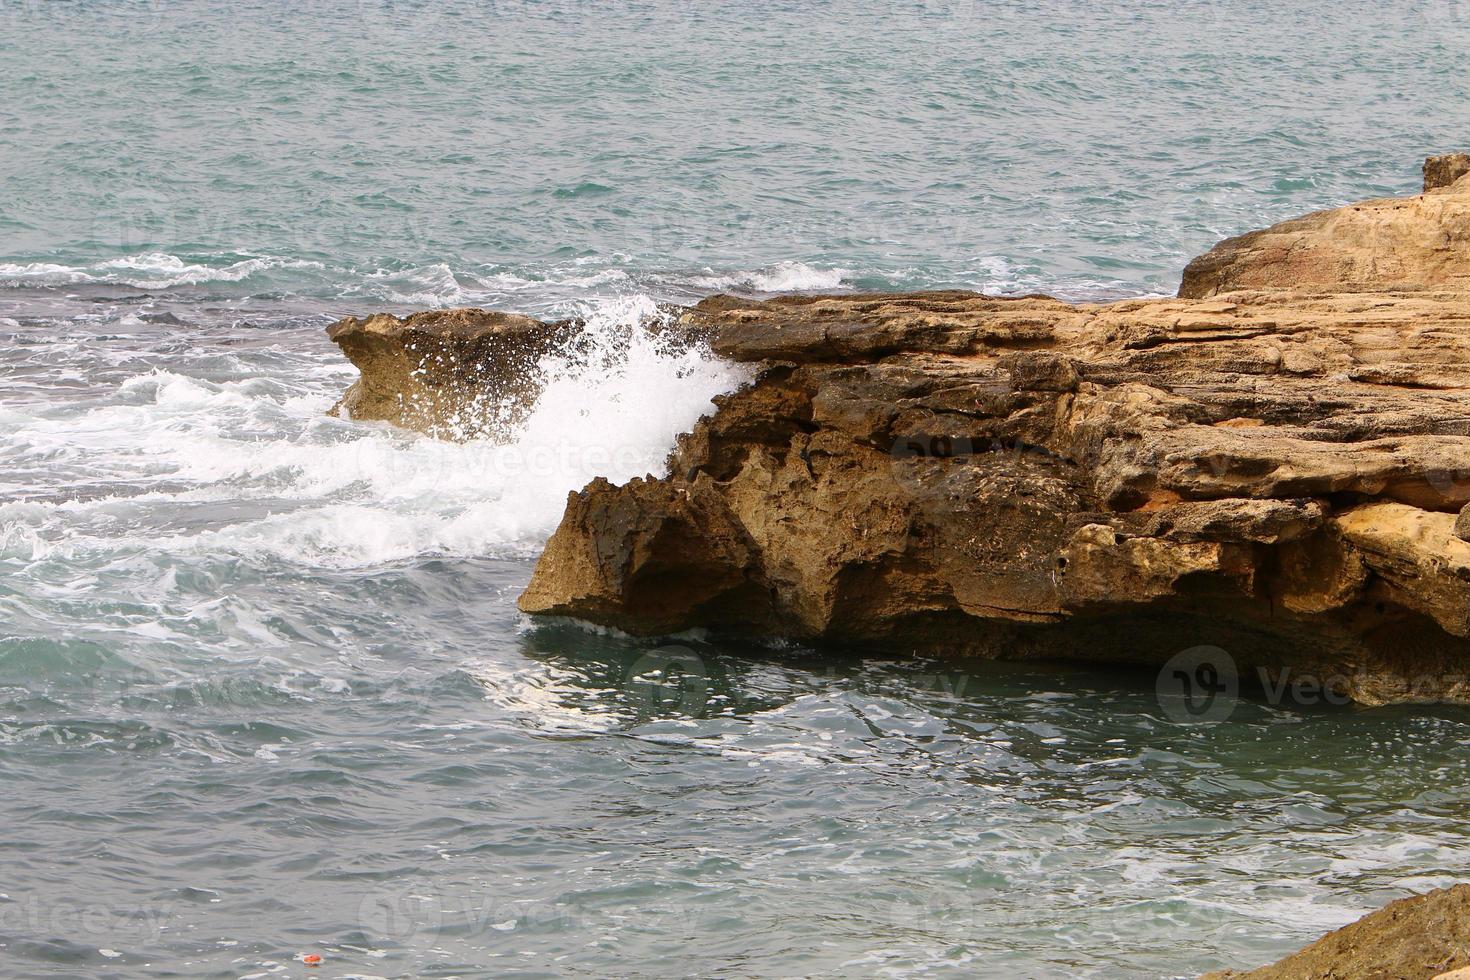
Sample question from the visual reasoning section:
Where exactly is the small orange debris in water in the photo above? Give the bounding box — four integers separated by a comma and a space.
302, 953, 323, 966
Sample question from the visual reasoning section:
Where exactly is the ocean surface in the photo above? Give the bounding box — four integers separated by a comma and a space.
3, 1, 1470, 977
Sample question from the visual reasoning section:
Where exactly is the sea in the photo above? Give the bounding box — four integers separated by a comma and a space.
2, 1, 1470, 976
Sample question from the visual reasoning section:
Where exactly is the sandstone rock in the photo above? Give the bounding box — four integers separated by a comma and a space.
1335, 502, 1470, 636
1425, 152, 1470, 192
521, 474, 773, 635
1179, 154, 1470, 297
517, 286, 1470, 704
1202, 884, 1470, 979
1456, 502, 1470, 543
326, 308, 580, 438
325, 155, 1470, 705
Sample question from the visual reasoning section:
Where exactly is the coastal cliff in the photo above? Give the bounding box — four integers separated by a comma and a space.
328, 155, 1470, 707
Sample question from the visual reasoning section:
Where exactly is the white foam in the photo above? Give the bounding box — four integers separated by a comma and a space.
351, 263, 640, 309
2, 295, 748, 568
360, 262, 467, 307
0, 261, 91, 284
695, 260, 849, 293
0, 252, 322, 290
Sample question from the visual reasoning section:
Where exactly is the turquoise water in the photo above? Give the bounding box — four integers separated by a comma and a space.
3, 2, 1470, 977
4, 0, 1467, 308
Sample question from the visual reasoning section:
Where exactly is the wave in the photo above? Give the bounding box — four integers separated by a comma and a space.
0, 295, 749, 568
0, 247, 1159, 320
0, 252, 324, 290
692, 260, 851, 293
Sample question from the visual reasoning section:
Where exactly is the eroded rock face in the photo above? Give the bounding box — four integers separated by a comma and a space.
520, 288, 1470, 704
326, 308, 580, 438
1202, 884, 1470, 979
323, 154, 1470, 705
1179, 158, 1470, 297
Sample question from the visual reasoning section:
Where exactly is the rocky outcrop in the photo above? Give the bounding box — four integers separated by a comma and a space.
1425, 152, 1470, 192
1179, 157, 1470, 297
519, 287, 1470, 704
327, 308, 579, 438
324, 154, 1470, 705
1203, 884, 1470, 979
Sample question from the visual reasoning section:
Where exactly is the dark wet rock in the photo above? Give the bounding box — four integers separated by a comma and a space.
326, 308, 580, 438
1425, 152, 1470, 192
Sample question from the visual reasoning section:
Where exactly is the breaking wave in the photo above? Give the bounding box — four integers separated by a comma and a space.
693, 260, 851, 293
0, 295, 747, 568
0, 253, 325, 290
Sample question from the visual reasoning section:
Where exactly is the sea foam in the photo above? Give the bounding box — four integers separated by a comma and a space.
0, 295, 748, 569
694, 261, 850, 293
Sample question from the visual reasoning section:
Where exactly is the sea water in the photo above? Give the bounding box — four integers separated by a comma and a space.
3, 1, 1470, 976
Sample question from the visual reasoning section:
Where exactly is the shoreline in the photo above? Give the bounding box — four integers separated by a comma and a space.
319, 153, 1470, 977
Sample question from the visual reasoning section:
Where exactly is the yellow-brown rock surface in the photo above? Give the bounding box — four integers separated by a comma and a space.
327, 308, 578, 438
519, 288, 1470, 704
326, 155, 1470, 705
1202, 884, 1470, 979
1179, 155, 1470, 297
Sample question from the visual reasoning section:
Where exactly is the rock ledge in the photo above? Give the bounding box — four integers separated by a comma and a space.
327, 155, 1470, 706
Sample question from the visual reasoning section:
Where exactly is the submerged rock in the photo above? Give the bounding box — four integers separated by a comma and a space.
1179, 155, 1470, 297
1203, 883, 1470, 978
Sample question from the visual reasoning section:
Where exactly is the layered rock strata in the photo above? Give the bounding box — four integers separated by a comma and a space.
328, 155, 1470, 705
518, 288, 1470, 704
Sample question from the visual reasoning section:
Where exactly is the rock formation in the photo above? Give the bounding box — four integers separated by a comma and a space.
1202, 883, 1470, 979
518, 288, 1470, 704
327, 154, 1470, 705
1425, 152, 1470, 192
327, 308, 579, 438
1179, 153, 1470, 297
